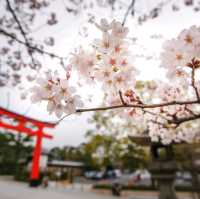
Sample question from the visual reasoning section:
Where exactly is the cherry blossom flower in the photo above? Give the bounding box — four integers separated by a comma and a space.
64, 95, 83, 114
95, 18, 114, 32
111, 21, 129, 39
31, 70, 58, 103
94, 32, 115, 54
31, 71, 83, 117
69, 48, 97, 80
160, 25, 200, 83
178, 25, 200, 55
156, 83, 186, 102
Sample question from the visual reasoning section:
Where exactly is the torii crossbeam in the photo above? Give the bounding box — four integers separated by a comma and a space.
0, 106, 56, 186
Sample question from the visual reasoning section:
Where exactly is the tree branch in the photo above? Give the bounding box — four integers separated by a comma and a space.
172, 113, 200, 125
122, 0, 135, 26
76, 99, 199, 113
185, 105, 197, 117
6, 0, 37, 66
53, 99, 200, 126
191, 65, 200, 101
0, 28, 67, 61
119, 90, 127, 105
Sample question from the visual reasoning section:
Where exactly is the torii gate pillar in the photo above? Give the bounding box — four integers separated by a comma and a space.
0, 107, 56, 187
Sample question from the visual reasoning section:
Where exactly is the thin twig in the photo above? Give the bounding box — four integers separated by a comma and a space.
56, 113, 73, 124
185, 105, 197, 117
119, 90, 127, 105
173, 113, 200, 125
122, 0, 135, 26
6, 0, 36, 66
0, 28, 67, 61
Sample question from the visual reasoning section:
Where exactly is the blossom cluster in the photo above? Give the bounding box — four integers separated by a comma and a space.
31, 71, 83, 117
160, 25, 200, 83
70, 19, 138, 101
30, 19, 200, 145
146, 81, 199, 144
148, 121, 199, 145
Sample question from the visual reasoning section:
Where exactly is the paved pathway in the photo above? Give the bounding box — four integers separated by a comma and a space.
0, 179, 193, 199
0, 180, 152, 199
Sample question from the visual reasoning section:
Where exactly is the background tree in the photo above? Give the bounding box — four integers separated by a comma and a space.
81, 111, 149, 171
0, 130, 33, 175
82, 132, 148, 171
49, 145, 83, 161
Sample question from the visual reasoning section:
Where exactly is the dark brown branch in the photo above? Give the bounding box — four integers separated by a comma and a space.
76, 99, 199, 113
6, 0, 36, 66
6, 0, 27, 43
54, 99, 200, 126
75, 100, 200, 126
122, 0, 135, 26
173, 113, 200, 125
191, 65, 200, 101
119, 90, 127, 105
0, 28, 67, 61
185, 106, 197, 117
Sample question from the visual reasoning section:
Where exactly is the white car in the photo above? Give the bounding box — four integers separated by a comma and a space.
129, 169, 151, 186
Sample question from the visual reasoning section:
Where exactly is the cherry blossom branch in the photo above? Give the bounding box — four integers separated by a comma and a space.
172, 113, 200, 126
143, 109, 171, 123
74, 99, 200, 127
52, 96, 200, 127
76, 99, 199, 113
146, 110, 200, 129
185, 105, 197, 117
120, 92, 171, 123
0, 28, 67, 61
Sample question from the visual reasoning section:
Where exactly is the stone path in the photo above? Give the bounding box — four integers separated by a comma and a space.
0, 180, 151, 199
0, 179, 194, 199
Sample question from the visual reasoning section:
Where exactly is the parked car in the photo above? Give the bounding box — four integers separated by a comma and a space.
84, 171, 97, 179
104, 169, 121, 179
175, 171, 192, 181
112, 169, 152, 186
85, 169, 122, 180
93, 171, 104, 180
175, 171, 192, 187
130, 169, 151, 181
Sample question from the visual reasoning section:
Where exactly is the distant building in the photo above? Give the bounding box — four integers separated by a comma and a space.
47, 160, 84, 182
18, 149, 85, 183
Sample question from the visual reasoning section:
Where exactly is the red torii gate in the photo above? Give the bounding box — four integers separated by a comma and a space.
0, 106, 56, 186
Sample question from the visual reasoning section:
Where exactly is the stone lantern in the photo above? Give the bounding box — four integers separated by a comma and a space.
130, 136, 178, 199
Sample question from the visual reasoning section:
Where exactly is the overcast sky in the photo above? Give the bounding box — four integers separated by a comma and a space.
1, 0, 200, 149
